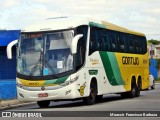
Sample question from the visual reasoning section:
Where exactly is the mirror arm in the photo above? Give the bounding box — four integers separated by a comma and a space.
71, 34, 83, 54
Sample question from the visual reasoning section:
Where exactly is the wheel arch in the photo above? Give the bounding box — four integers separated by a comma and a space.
137, 75, 142, 90
131, 75, 136, 89
83, 77, 98, 105
90, 77, 98, 93
132, 75, 136, 83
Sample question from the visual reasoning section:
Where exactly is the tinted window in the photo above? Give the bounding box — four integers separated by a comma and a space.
89, 26, 147, 55
102, 30, 110, 51
89, 27, 97, 54
110, 31, 117, 52
76, 25, 88, 69
117, 32, 125, 52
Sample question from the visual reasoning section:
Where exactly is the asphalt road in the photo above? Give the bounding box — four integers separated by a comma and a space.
8, 83, 160, 111
4, 83, 160, 119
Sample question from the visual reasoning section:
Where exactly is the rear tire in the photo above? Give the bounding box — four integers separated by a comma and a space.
135, 80, 141, 97
121, 80, 140, 98
128, 86, 136, 98
37, 100, 50, 108
135, 85, 140, 97
128, 78, 137, 98
83, 82, 97, 105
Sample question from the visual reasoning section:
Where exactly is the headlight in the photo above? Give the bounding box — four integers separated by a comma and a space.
17, 83, 26, 89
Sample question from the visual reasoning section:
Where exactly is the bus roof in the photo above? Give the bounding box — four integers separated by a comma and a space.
22, 17, 145, 36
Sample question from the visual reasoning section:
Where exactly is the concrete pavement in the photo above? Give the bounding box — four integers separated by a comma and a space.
0, 99, 36, 110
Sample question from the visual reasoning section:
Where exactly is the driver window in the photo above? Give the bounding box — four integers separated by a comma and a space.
76, 40, 85, 70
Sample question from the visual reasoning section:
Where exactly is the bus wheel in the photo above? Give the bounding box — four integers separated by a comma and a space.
37, 100, 50, 108
83, 82, 97, 105
135, 81, 141, 97
135, 85, 140, 97
128, 82, 136, 98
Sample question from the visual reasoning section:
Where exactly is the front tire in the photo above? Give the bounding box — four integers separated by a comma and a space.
83, 82, 97, 105
37, 100, 50, 108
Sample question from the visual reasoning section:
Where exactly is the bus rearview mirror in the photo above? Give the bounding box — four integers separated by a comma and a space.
7, 39, 18, 59
71, 34, 83, 54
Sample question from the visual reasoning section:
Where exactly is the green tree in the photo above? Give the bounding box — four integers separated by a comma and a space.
148, 39, 160, 45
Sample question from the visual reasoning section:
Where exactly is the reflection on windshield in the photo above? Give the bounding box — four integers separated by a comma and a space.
17, 31, 73, 76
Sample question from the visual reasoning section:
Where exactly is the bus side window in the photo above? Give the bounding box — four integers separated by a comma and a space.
117, 33, 125, 52
122, 33, 127, 52
76, 25, 88, 49
128, 35, 135, 53
110, 31, 117, 52
97, 29, 103, 51
102, 30, 110, 51
76, 25, 88, 69
76, 40, 85, 70
89, 27, 97, 55
126, 34, 130, 53
141, 37, 147, 54
134, 36, 140, 53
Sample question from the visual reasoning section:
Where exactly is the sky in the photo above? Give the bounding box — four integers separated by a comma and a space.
0, 0, 160, 40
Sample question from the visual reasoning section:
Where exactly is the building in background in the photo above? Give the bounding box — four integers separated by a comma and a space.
0, 30, 20, 99
148, 44, 159, 79
148, 43, 160, 59
152, 45, 160, 59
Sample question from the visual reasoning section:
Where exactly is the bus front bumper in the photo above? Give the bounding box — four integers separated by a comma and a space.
17, 83, 78, 102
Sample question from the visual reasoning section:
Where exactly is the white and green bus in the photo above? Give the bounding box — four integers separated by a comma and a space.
7, 17, 149, 107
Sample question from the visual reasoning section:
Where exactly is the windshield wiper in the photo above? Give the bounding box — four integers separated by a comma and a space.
44, 59, 55, 74
29, 51, 43, 76
29, 51, 55, 76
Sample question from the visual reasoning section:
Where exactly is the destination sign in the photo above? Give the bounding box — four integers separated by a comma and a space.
24, 33, 42, 39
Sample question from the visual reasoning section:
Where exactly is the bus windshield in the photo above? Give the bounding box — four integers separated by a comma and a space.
17, 30, 74, 76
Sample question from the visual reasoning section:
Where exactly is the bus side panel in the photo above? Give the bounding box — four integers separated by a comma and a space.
114, 52, 149, 91
77, 51, 149, 97
84, 51, 126, 96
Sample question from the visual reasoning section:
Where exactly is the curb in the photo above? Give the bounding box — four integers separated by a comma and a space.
0, 101, 36, 110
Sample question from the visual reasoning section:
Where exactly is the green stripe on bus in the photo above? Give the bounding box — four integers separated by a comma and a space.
99, 52, 124, 86
44, 76, 69, 85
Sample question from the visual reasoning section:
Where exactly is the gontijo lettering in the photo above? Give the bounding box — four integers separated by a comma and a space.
122, 56, 139, 65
